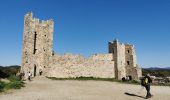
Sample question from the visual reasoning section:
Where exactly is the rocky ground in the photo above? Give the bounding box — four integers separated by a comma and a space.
0, 77, 170, 100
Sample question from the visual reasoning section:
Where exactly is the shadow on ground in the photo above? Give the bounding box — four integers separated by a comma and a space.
125, 92, 145, 99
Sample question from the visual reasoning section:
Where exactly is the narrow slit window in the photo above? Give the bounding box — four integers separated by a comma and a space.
33, 32, 37, 54
127, 61, 130, 65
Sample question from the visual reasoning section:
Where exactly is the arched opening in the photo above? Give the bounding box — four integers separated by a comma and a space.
34, 65, 37, 77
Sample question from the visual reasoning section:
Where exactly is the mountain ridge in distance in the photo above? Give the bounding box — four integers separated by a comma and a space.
143, 67, 170, 70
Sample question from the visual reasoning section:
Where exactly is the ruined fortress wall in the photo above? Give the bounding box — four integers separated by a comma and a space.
125, 66, 142, 79
89, 54, 113, 61
108, 40, 142, 80
21, 12, 142, 80
125, 44, 141, 79
108, 41, 118, 78
136, 66, 142, 79
125, 44, 137, 67
109, 40, 126, 79
21, 12, 53, 76
116, 43, 126, 79
46, 54, 115, 78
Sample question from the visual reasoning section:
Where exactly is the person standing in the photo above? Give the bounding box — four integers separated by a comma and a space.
28, 72, 31, 81
144, 74, 152, 99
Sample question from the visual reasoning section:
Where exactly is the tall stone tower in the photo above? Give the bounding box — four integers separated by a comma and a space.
109, 39, 141, 80
109, 39, 126, 79
125, 44, 136, 75
21, 12, 54, 77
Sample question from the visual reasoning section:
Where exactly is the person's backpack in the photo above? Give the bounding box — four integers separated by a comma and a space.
141, 77, 148, 86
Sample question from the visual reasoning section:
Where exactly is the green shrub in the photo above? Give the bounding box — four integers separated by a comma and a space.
8, 75, 20, 82
5, 75, 24, 89
5, 81, 24, 89
0, 81, 6, 92
0, 75, 25, 91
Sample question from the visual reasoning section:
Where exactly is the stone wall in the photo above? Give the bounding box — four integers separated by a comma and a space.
125, 44, 137, 68
21, 12, 142, 80
21, 12, 53, 76
46, 54, 115, 78
89, 54, 113, 61
124, 44, 142, 79
109, 40, 126, 79
108, 40, 142, 80
116, 42, 126, 80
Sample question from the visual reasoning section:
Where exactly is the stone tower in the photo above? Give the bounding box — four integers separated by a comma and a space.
125, 44, 137, 77
109, 39, 141, 80
21, 12, 54, 77
20, 12, 141, 80
109, 39, 126, 79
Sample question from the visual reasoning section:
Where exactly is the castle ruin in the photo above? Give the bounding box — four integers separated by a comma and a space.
21, 12, 142, 80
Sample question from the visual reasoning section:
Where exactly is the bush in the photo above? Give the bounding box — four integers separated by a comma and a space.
8, 75, 20, 82
0, 75, 25, 91
5, 81, 24, 89
5, 75, 24, 89
0, 81, 6, 92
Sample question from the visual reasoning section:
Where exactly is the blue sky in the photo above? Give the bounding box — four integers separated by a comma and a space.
0, 0, 170, 67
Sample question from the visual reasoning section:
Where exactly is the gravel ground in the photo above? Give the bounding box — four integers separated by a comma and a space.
0, 77, 170, 100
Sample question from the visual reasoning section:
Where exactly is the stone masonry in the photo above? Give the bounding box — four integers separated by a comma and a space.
109, 40, 142, 79
21, 12, 53, 77
47, 54, 115, 78
21, 12, 142, 80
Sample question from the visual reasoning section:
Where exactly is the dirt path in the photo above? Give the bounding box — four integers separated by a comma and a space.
0, 77, 170, 100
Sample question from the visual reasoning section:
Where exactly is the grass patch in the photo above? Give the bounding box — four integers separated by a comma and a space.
47, 76, 140, 85
48, 76, 118, 82
0, 75, 24, 92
